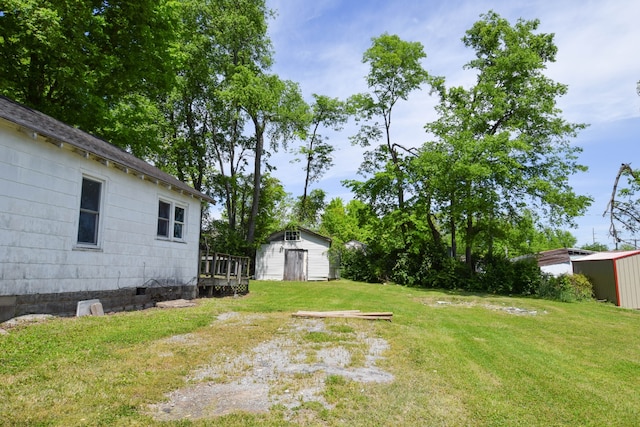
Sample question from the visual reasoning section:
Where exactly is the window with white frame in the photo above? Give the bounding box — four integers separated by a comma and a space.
77, 177, 102, 245
157, 200, 186, 241
285, 230, 300, 241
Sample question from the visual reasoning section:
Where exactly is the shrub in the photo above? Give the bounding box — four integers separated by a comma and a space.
562, 273, 594, 301
536, 273, 593, 302
476, 254, 543, 295
423, 257, 474, 290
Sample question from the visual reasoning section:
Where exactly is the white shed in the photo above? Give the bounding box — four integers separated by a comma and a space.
255, 228, 334, 281
572, 250, 640, 309
0, 96, 213, 321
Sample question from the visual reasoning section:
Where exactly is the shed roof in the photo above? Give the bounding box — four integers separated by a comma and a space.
0, 96, 214, 203
572, 250, 640, 262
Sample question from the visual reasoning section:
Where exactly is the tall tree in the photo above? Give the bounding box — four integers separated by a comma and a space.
158, 0, 272, 197
346, 33, 434, 246
294, 95, 348, 223
0, 0, 179, 156
345, 33, 433, 251
421, 11, 591, 268
221, 66, 308, 244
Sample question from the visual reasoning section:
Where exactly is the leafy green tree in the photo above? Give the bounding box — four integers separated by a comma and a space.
581, 242, 609, 252
0, 0, 179, 156
204, 173, 290, 255
470, 210, 578, 257
293, 189, 326, 229
158, 0, 272, 203
421, 11, 591, 269
347, 34, 434, 230
294, 95, 349, 222
221, 67, 308, 243
320, 198, 375, 244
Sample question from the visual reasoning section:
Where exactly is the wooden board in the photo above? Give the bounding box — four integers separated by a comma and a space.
292, 310, 392, 321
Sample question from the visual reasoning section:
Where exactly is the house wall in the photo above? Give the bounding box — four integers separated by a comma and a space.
541, 262, 572, 277
255, 231, 331, 281
617, 255, 640, 309
0, 122, 201, 318
573, 260, 617, 305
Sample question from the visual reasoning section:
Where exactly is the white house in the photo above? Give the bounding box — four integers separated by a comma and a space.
0, 96, 213, 321
255, 227, 335, 281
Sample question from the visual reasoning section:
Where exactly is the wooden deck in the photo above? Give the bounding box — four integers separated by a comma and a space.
198, 252, 250, 297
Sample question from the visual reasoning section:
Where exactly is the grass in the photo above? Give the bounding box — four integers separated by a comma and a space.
1, 279, 640, 426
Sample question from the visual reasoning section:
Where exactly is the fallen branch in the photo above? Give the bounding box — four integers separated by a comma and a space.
292, 310, 393, 321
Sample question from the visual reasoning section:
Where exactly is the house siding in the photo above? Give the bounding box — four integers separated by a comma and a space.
0, 120, 201, 309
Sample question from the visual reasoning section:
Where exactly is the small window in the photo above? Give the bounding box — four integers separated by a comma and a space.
77, 178, 102, 245
157, 201, 170, 238
157, 200, 186, 241
285, 230, 300, 241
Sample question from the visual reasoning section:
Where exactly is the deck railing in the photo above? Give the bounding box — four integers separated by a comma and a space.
199, 252, 251, 284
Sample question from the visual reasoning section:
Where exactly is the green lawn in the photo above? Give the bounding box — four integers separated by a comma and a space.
1, 280, 639, 426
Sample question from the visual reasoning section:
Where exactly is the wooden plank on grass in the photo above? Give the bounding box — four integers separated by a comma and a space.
294, 310, 361, 317
292, 310, 393, 321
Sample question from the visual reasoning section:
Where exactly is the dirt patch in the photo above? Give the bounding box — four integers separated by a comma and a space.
0, 314, 55, 334
424, 299, 545, 316
147, 314, 393, 421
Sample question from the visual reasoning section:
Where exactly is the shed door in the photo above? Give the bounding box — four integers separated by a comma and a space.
284, 249, 307, 281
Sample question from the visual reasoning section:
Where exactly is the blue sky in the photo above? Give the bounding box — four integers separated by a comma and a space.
263, 0, 640, 248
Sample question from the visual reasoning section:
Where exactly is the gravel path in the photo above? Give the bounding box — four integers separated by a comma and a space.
147, 313, 393, 422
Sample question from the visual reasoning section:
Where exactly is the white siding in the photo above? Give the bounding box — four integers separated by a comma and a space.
255, 243, 285, 281
255, 230, 331, 281
0, 123, 201, 295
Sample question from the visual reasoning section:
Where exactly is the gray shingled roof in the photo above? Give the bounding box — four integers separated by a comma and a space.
0, 96, 213, 203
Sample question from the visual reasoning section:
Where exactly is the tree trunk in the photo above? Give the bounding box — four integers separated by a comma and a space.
246, 116, 264, 244
465, 213, 473, 271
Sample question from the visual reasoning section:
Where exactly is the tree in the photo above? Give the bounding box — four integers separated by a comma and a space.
204, 173, 291, 254
221, 66, 308, 244
293, 189, 327, 229
498, 217, 578, 256
347, 34, 433, 230
603, 163, 640, 248
0, 0, 179, 156
294, 95, 349, 223
420, 11, 591, 269
320, 198, 374, 244
581, 242, 609, 252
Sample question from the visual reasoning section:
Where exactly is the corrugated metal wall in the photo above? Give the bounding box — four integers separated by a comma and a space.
617, 255, 640, 309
